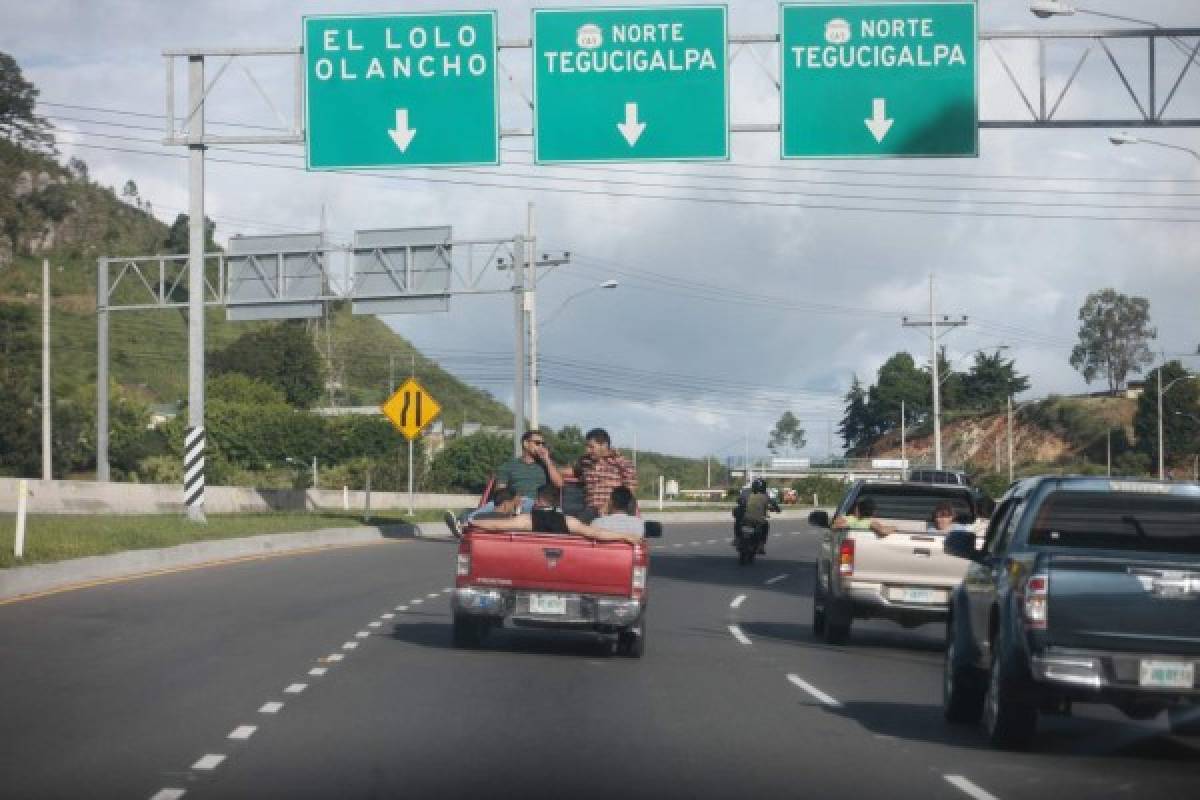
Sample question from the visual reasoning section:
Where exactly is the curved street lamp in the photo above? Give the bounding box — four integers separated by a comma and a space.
1108, 132, 1200, 162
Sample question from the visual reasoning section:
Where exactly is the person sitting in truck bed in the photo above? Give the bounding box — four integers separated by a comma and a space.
469, 484, 642, 544
588, 486, 645, 537
445, 486, 522, 538
832, 497, 896, 537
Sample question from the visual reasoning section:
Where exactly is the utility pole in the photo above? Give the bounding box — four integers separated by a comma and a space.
526, 202, 539, 432
902, 274, 967, 470
42, 257, 51, 481
512, 233, 527, 458
1007, 394, 1015, 484
900, 399, 906, 478
96, 258, 109, 482
184, 54, 207, 523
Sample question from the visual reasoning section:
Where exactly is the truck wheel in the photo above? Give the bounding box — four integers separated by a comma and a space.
617, 625, 645, 658
1168, 706, 1200, 736
452, 614, 486, 648
943, 626, 986, 724
982, 642, 1038, 749
822, 599, 851, 645
811, 566, 827, 636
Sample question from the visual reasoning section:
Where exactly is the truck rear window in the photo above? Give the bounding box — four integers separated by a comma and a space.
1029, 491, 1200, 553
855, 487, 975, 522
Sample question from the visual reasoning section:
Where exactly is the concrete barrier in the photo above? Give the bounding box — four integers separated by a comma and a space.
0, 477, 476, 515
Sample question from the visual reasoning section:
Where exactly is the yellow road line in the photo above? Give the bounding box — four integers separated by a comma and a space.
0, 538, 409, 606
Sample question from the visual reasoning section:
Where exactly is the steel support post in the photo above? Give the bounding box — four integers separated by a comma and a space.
96, 258, 110, 483
41, 257, 51, 481
185, 55, 207, 522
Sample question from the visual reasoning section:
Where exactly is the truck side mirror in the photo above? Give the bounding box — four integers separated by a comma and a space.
643, 521, 663, 539
808, 510, 830, 528
944, 530, 985, 562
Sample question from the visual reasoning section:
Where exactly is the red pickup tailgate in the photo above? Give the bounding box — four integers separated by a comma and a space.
467, 531, 635, 596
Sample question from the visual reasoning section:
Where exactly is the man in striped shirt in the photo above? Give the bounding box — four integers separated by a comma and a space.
570, 428, 638, 520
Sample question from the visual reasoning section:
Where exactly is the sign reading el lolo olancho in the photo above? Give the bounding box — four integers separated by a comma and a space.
304, 12, 499, 169
533, 6, 729, 163
781, 2, 977, 158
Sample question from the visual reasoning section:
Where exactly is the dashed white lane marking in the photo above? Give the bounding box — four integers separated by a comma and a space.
730, 594, 747, 609
309, 667, 327, 677
228, 725, 256, 741
728, 625, 752, 646
325, 653, 344, 662
706, 538, 718, 544
672, 543, 684, 548
396, 605, 409, 612
441, 587, 454, 592
368, 621, 382, 628
765, 573, 790, 585
150, 789, 186, 800
426, 592, 440, 599
382, 613, 395, 619
411, 598, 424, 605
944, 775, 1001, 800
342, 641, 359, 650
259, 702, 283, 714
192, 754, 225, 770
786, 673, 842, 708
691, 542, 704, 547
284, 683, 307, 694
355, 630, 370, 638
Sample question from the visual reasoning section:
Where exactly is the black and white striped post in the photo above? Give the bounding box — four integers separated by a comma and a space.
184, 426, 205, 517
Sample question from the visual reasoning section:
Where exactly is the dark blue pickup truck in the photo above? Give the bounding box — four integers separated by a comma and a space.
941, 476, 1200, 749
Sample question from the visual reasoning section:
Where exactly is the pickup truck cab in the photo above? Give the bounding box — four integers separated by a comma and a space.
809, 480, 985, 644
942, 476, 1200, 749
451, 480, 661, 657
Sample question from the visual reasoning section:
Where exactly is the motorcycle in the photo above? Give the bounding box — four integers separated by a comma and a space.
734, 519, 766, 565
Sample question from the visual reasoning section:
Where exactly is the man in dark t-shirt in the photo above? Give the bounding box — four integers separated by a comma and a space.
497, 430, 564, 508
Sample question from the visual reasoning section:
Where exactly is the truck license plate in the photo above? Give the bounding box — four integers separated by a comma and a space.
891, 588, 938, 604
1139, 660, 1194, 689
529, 594, 567, 615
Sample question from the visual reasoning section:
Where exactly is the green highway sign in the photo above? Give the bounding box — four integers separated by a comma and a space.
304, 12, 498, 169
533, 6, 729, 163
780, 2, 977, 158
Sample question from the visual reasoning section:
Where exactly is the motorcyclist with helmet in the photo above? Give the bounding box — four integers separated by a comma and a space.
733, 478, 781, 555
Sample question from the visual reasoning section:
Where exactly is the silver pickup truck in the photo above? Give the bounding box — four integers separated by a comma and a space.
809, 480, 986, 644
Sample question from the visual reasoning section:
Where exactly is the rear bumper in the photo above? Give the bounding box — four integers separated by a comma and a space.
1031, 646, 1200, 702
452, 587, 644, 631
841, 580, 952, 624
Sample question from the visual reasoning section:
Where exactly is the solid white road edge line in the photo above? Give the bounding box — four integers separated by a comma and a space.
765, 573, 789, 585
728, 625, 752, 646
227, 726, 256, 741
150, 789, 186, 800
944, 775, 1001, 800
787, 673, 842, 708
730, 594, 747, 609
191, 754, 225, 770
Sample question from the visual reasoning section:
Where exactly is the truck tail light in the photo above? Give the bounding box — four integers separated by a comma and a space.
837, 539, 855, 577
1021, 572, 1049, 630
456, 540, 471, 578
632, 566, 647, 590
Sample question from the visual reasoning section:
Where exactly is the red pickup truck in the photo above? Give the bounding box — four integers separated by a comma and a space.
450, 481, 661, 657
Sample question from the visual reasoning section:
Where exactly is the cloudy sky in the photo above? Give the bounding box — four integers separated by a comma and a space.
4, 0, 1198, 463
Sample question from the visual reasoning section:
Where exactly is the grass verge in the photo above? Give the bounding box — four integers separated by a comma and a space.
0, 509, 451, 569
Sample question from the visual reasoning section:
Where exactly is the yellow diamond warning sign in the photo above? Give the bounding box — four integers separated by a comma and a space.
381, 378, 442, 440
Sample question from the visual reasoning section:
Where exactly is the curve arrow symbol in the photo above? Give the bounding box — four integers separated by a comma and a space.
865, 98, 894, 143
617, 102, 646, 147
388, 109, 417, 152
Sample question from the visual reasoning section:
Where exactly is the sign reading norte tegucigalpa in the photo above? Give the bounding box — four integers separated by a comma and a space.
382, 378, 442, 441
304, 12, 499, 169
533, 6, 729, 163
781, 2, 977, 158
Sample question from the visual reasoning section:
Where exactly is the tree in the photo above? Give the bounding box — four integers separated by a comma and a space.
67, 157, 89, 183
1132, 360, 1200, 466
542, 424, 586, 466
426, 431, 512, 492
839, 375, 871, 450
961, 350, 1031, 410
867, 352, 929, 437
210, 322, 324, 408
0, 305, 39, 476
0, 52, 55, 152
768, 411, 806, 455
121, 179, 139, 207
1069, 288, 1156, 394
164, 213, 217, 254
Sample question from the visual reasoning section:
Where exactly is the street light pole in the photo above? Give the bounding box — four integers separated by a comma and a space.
1109, 132, 1200, 162
1008, 394, 1015, 484
1158, 365, 1165, 479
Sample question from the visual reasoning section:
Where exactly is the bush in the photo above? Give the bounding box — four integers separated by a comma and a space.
790, 475, 850, 507
426, 432, 511, 493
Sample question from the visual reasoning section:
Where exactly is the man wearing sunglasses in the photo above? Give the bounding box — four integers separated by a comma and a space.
497, 430, 565, 511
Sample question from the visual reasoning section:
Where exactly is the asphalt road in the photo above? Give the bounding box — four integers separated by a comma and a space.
0, 521, 1196, 800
